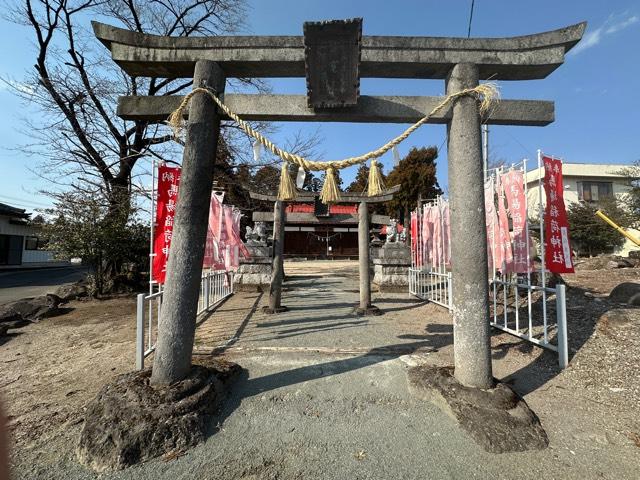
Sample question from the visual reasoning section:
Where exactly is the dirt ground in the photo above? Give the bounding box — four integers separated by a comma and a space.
1, 296, 137, 449
2, 261, 640, 479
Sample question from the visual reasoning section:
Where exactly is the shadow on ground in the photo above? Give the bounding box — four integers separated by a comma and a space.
499, 283, 617, 395
402, 282, 616, 396
206, 340, 434, 438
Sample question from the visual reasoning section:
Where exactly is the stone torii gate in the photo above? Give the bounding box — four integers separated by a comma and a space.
249, 186, 400, 315
91, 19, 585, 387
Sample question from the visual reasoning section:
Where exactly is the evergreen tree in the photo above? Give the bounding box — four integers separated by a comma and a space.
252, 166, 281, 193
568, 198, 633, 256
302, 172, 323, 193
616, 161, 640, 228
385, 147, 443, 224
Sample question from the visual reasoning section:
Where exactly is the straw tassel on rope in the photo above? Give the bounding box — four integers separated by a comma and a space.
320, 168, 340, 204
277, 162, 297, 201
367, 159, 386, 197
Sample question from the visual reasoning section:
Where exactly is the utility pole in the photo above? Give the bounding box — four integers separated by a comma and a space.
482, 124, 489, 181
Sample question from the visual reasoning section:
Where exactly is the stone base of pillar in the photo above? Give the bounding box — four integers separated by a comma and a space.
233, 243, 273, 292
407, 365, 548, 453
355, 305, 383, 316
372, 242, 411, 292
77, 357, 243, 471
262, 305, 289, 314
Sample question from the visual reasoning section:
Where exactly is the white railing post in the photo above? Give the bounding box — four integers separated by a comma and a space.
556, 283, 569, 369
204, 272, 210, 310
136, 293, 145, 370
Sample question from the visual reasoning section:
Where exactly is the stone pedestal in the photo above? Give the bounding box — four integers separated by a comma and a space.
233, 243, 272, 292
372, 242, 411, 292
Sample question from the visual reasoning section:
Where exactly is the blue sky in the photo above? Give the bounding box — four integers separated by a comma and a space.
0, 0, 639, 212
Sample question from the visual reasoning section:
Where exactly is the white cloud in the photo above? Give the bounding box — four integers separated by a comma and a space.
570, 12, 639, 55
605, 15, 638, 34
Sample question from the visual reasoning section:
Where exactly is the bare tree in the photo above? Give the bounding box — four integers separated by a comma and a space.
6, 0, 320, 287
7, 0, 256, 213
8, 0, 322, 203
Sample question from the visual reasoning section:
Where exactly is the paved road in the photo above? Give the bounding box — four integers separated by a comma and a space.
0, 266, 88, 305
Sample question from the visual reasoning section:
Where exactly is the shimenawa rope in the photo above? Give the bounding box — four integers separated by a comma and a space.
168, 83, 499, 202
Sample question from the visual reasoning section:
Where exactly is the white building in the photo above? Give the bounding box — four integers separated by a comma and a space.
524, 163, 638, 255
0, 203, 63, 268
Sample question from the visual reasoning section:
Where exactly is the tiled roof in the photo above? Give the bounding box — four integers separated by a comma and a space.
0, 202, 30, 219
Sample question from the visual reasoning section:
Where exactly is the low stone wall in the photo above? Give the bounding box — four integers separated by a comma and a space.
372, 243, 411, 292
233, 243, 272, 292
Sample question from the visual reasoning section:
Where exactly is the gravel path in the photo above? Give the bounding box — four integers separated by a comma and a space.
5, 261, 640, 479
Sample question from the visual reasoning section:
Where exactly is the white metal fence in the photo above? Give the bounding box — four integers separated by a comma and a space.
487, 156, 568, 368
408, 268, 452, 310
409, 157, 569, 368
409, 196, 453, 309
136, 270, 233, 370
490, 278, 568, 368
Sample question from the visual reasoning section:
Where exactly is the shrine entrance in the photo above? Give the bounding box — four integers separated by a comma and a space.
247, 187, 400, 315
92, 18, 585, 389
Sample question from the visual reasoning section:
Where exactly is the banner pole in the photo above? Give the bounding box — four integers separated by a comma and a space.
523, 158, 533, 339
538, 149, 548, 343
150, 154, 156, 297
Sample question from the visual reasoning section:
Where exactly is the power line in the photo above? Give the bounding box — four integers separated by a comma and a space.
467, 0, 476, 38
0, 194, 52, 209
0, 201, 45, 211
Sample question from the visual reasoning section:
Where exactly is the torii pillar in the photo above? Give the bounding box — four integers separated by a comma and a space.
446, 63, 492, 389
150, 61, 225, 385
265, 199, 287, 314
356, 201, 379, 315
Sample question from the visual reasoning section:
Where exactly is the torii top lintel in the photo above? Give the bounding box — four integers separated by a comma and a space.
92, 21, 585, 81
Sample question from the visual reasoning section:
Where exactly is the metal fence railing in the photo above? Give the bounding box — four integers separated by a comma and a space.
409, 158, 570, 369
135, 270, 233, 370
490, 279, 568, 368
409, 268, 452, 310
409, 196, 453, 310
486, 157, 569, 368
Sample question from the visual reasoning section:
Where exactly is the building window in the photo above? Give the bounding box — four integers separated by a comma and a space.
25, 236, 39, 250
577, 181, 613, 202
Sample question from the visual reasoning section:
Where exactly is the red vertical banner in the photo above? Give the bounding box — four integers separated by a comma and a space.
542, 155, 574, 273
441, 202, 451, 267
422, 207, 432, 266
484, 177, 500, 271
224, 207, 250, 271
502, 170, 533, 273
203, 193, 223, 269
229, 207, 250, 261
410, 211, 418, 267
152, 166, 181, 283
431, 206, 443, 267
495, 175, 513, 272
